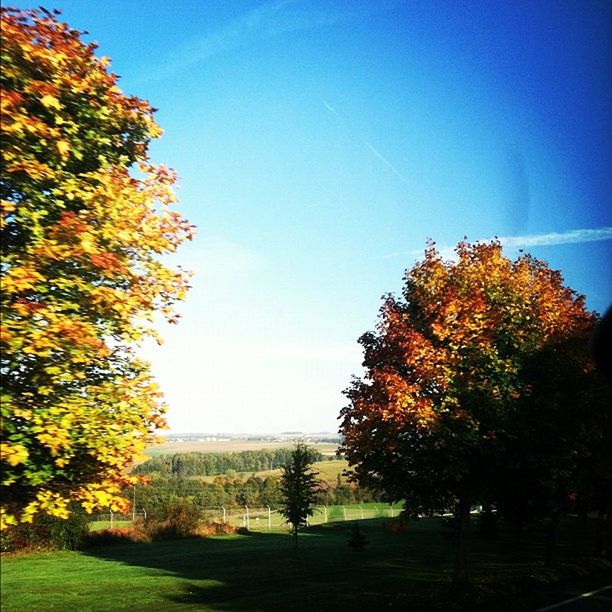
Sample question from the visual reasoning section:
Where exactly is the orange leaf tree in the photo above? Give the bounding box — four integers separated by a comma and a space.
0, 8, 193, 528
339, 240, 601, 579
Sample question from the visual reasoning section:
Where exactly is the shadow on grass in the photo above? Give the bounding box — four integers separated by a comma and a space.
82, 518, 612, 611
81, 519, 457, 610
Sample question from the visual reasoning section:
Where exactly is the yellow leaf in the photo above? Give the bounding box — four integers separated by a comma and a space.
80, 235, 95, 253
1, 443, 29, 466
56, 140, 70, 156
40, 94, 61, 110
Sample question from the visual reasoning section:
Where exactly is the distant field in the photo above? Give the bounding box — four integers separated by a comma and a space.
195, 459, 349, 484
145, 440, 339, 457
251, 459, 349, 484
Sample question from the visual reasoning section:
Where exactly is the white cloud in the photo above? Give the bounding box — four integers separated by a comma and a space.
403, 227, 612, 261
145, 1, 389, 82
497, 227, 612, 249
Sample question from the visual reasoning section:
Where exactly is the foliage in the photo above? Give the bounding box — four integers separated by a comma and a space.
1, 503, 89, 551
339, 240, 601, 575
134, 448, 328, 477
144, 498, 204, 540
278, 443, 320, 550
129, 454, 377, 515
0, 8, 193, 528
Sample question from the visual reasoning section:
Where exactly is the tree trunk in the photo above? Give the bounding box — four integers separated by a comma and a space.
545, 512, 561, 567
292, 527, 298, 555
596, 506, 611, 559
454, 497, 472, 584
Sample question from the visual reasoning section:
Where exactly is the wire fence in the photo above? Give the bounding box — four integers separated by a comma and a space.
90, 503, 402, 531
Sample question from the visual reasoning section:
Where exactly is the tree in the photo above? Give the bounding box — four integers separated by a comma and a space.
0, 8, 193, 529
278, 443, 320, 552
339, 240, 598, 581
498, 329, 612, 564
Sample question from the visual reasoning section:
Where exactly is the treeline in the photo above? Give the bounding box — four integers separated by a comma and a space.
134, 448, 331, 477
130, 475, 381, 515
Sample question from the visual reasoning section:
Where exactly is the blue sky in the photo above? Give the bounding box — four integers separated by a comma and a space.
13, 0, 612, 433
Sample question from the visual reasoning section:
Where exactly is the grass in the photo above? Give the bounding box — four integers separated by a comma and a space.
2, 516, 611, 611
89, 520, 133, 531
224, 502, 402, 529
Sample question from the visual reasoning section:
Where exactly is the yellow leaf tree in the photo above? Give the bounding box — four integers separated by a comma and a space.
0, 7, 193, 528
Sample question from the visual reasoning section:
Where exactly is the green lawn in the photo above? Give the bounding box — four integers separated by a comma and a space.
2, 517, 610, 611
225, 502, 402, 529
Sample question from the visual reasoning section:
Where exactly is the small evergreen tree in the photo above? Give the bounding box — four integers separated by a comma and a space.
348, 522, 367, 552
279, 443, 320, 552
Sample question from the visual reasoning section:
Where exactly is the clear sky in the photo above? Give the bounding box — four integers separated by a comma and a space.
12, 0, 612, 433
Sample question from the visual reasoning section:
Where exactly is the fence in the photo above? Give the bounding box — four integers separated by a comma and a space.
89, 503, 401, 531
224, 503, 400, 530
90, 511, 147, 530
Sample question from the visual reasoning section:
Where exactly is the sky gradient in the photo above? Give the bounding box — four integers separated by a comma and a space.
12, 0, 612, 433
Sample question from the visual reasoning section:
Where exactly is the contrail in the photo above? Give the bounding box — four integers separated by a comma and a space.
321, 98, 410, 187
364, 142, 410, 185
321, 99, 338, 115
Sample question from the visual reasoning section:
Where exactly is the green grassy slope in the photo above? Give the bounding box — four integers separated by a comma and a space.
2, 517, 610, 611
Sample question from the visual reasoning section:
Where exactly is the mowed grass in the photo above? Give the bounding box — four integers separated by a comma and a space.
3, 517, 610, 611
224, 503, 402, 529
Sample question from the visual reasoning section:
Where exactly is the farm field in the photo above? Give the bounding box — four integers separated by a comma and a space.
144, 439, 339, 458
195, 458, 349, 485
3, 517, 610, 611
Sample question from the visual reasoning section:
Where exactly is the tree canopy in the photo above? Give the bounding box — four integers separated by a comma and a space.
0, 8, 193, 528
339, 240, 607, 576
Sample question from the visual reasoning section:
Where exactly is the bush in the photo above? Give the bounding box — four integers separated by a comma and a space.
82, 526, 150, 547
195, 521, 239, 536
348, 522, 367, 551
144, 498, 204, 540
384, 517, 411, 534
1, 505, 90, 552
477, 507, 498, 540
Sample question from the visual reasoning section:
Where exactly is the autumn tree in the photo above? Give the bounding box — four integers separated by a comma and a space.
279, 443, 320, 552
339, 240, 598, 581
0, 8, 193, 529
499, 329, 612, 564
